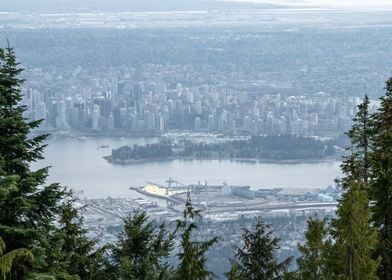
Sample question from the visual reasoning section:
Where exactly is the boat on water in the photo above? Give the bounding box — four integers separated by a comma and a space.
97, 144, 110, 150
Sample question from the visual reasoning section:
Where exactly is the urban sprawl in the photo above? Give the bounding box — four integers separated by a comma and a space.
22, 64, 377, 137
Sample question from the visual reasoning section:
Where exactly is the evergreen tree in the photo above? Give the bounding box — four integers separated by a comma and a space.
340, 95, 373, 188
112, 211, 174, 280
37, 195, 110, 280
0, 172, 33, 279
0, 167, 18, 208
331, 180, 380, 280
0, 43, 67, 277
296, 217, 328, 280
0, 236, 32, 279
370, 77, 392, 279
323, 96, 380, 280
227, 221, 292, 280
174, 192, 218, 280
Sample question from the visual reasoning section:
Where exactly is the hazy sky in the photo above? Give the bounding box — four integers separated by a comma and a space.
3, 0, 392, 13
231, 0, 392, 9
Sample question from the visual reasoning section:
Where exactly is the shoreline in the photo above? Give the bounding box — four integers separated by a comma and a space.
46, 131, 161, 139
104, 155, 340, 165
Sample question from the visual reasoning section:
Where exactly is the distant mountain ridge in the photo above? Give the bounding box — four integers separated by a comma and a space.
1, 0, 288, 12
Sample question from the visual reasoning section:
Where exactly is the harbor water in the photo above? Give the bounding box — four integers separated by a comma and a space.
31, 136, 342, 198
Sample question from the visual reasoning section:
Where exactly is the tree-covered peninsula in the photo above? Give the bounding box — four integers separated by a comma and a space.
105, 135, 337, 164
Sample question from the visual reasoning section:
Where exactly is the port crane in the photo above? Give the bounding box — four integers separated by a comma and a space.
165, 177, 186, 189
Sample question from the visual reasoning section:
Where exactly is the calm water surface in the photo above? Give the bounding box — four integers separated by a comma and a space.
31, 136, 342, 198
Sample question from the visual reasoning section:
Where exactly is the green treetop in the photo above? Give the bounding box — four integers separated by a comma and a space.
44, 195, 110, 280
174, 192, 218, 280
0, 42, 68, 278
227, 221, 292, 280
112, 211, 174, 280
340, 95, 373, 188
331, 181, 380, 280
326, 96, 380, 280
296, 217, 329, 280
370, 77, 392, 280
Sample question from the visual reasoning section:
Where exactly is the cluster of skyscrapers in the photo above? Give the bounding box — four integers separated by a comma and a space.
21, 64, 373, 136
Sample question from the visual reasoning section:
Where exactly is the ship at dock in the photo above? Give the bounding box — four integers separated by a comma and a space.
130, 178, 340, 215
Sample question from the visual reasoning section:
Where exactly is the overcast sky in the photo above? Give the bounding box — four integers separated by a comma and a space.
2, 0, 392, 13
231, 0, 392, 9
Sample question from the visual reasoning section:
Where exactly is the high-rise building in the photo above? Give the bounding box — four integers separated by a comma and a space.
92, 104, 101, 130
35, 102, 47, 128
108, 113, 115, 130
